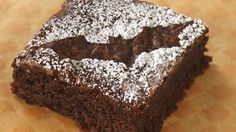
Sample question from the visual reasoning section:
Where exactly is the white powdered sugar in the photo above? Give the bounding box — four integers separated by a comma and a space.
25, 48, 76, 83
16, 0, 208, 105
28, 0, 192, 47
122, 47, 184, 103
179, 19, 207, 48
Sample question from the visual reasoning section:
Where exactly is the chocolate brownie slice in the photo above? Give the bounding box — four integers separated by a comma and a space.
11, 0, 211, 131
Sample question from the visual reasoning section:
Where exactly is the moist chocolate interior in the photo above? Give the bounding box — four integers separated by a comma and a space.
42, 23, 190, 66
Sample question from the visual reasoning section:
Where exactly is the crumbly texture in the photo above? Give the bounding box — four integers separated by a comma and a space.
12, 0, 211, 131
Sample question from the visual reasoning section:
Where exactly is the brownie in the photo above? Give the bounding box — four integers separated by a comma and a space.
11, 0, 211, 131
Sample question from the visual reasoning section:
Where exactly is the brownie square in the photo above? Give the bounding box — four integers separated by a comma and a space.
11, 0, 211, 131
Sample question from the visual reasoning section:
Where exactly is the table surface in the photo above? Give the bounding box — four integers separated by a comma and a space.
0, 0, 236, 131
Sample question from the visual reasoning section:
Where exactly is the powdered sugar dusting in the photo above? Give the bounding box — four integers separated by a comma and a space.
25, 48, 76, 83
122, 47, 184, 103
179, 19, 207, 48
15, 0, 208, 106
28, 0, 192, 47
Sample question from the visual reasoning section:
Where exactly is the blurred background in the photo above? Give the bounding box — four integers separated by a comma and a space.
0, 0, 236, 131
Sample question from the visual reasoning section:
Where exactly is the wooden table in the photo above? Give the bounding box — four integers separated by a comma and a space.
0, 0, 235, 131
